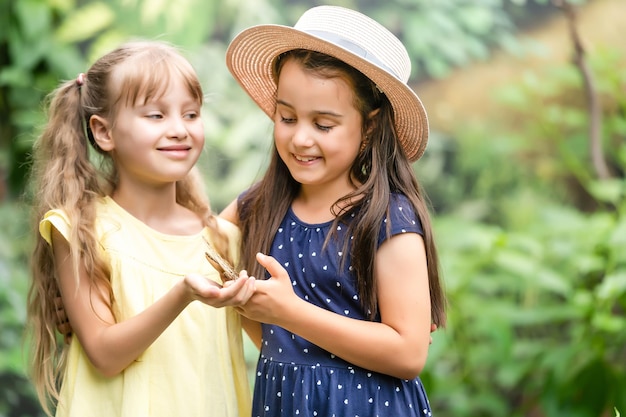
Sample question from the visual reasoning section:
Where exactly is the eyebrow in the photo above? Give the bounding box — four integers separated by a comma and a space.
276, 99, 343, 118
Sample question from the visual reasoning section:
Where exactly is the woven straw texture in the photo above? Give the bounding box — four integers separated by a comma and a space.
226, 5, 429, 161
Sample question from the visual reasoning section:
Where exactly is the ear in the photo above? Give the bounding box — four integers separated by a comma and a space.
365, 108, 380, 138
89, 115, 114, 152
362, 108, 380, 148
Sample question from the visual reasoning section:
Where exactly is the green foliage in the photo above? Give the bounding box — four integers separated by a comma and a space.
0, 0, 277, 200
493, 46, 626, 200
0, 201, 44, 416
0, 0, 84, 198
265, 0, 547, 79
418, 46, 626, 417
425, 194, 626, 416
190, 43, 275, 211
3, 0, 619, 415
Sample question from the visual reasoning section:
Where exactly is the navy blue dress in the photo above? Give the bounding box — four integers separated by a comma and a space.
251, 193, 433, 417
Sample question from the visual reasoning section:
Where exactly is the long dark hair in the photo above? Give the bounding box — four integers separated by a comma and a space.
238, 49, 446, 326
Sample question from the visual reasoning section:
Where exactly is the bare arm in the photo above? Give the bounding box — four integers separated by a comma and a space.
237, 233, 432, 380
219, 199, 239, 225
52, 227, 255, 377
219, 198, 263, 349
240, 316, 262, 349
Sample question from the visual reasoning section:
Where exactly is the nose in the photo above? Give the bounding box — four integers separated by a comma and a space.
168, 116, 189, 140
291, 124, 313, 148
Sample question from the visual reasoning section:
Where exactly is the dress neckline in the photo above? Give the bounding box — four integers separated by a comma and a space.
286, 206, 336, 228
103, 195, 206, 241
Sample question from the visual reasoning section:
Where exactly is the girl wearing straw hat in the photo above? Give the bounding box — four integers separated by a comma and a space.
222, 5, 446, 417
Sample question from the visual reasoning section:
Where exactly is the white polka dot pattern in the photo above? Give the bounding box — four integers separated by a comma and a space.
251, 194, 432, 416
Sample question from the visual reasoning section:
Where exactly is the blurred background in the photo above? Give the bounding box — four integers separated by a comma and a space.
1, 0, 625, 416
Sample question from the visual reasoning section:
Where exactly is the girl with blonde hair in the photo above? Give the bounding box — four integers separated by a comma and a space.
27, 40, 254, 417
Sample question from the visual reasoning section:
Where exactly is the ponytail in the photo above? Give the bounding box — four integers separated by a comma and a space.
27, 77, 110, 416
27, 41, 230, 415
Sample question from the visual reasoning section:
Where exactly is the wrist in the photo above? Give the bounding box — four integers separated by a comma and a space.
277, 295, 305, 328
175, 277, 196, 306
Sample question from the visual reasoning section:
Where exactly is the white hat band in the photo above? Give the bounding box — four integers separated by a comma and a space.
304, 30, 402, 82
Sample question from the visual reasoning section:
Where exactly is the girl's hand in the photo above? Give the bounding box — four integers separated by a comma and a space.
184, 270, 256, 308
236, 253, 299, 323
237, 254, 441, 340
54, 295, 73, 343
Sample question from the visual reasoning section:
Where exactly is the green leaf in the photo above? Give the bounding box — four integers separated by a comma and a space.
587, 179, 624, 204
85, 29, 130, 65
15, 0, 51, 40
591, 312, 625, 333
595, 271, 626, 301
457, 6, 495, 35
0, 67, 30, 87
8, 29, 50, 69
44, 44, 84, 78
55, 2, 115, 43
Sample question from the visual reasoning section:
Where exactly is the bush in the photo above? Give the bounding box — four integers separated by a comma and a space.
419, 46, 626, 417
0, 201, 45, 416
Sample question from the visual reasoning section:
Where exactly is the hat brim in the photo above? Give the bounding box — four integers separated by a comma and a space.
226, 24, 429, 162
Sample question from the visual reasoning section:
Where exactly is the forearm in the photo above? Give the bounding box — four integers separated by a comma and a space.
77, 280, 191, 377
52, 227, 248, 378
244, 252, 432, 379
241, 316, 262, 349
276, 298, 430, 379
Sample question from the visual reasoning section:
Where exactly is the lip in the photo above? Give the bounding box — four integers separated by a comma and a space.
158, 145, 191, 151
158, 145, 192, 159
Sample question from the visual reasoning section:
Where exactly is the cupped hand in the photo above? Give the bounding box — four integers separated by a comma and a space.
184, 270, 256, 308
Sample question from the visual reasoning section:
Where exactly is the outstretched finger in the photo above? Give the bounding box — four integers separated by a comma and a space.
255, 253, 288, 280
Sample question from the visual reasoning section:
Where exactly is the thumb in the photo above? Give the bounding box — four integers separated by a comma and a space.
256, 253, 288, 280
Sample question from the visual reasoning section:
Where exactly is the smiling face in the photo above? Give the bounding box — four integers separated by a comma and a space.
273, 58, 364, 197
92, 74, 204, 191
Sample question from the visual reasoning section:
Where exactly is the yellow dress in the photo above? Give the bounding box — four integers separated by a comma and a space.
39, 196, 251, 417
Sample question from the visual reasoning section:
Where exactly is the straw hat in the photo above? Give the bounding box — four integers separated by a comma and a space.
226, 5, 429, 162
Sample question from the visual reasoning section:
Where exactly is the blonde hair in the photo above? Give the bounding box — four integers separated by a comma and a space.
26, 40, 230, 415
